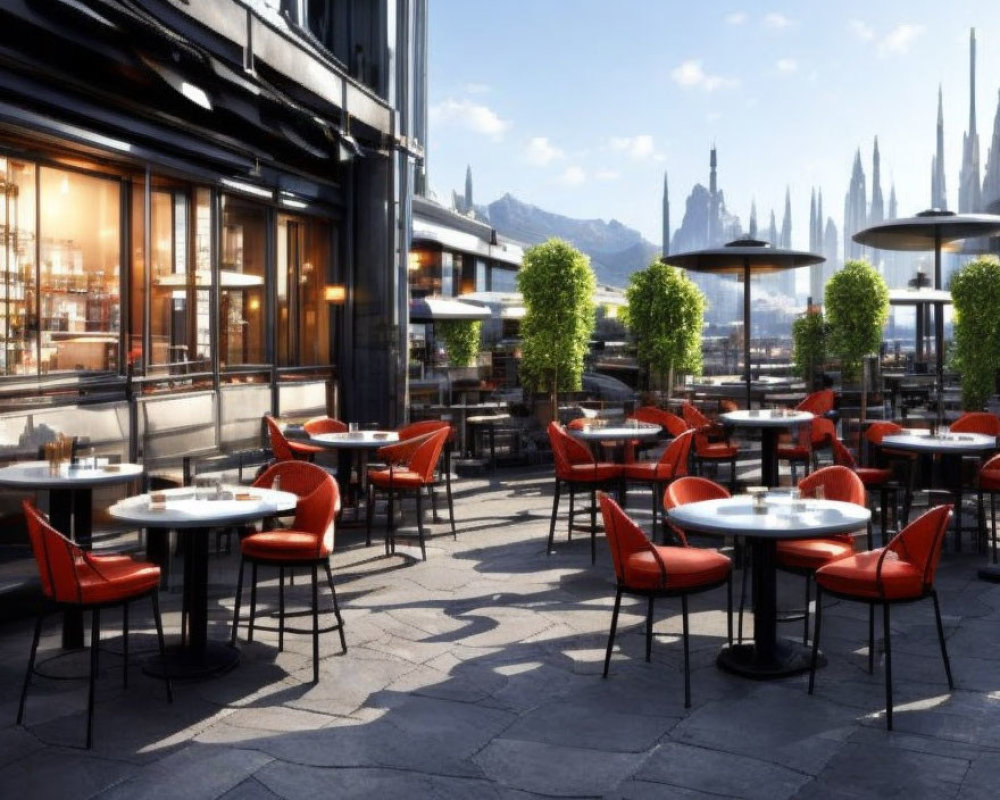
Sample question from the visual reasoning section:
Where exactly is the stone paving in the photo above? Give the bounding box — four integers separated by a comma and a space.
2, 461, 1000, 798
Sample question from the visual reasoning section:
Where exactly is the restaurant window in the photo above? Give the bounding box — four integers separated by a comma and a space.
276, 213, 331, 367
220, 194, 267, 368
1, 160, 121, 377
491, 266, 517, 293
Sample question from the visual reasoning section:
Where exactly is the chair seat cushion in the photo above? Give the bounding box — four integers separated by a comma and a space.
76, 557, 161, 605
368, 468, 426, 489
288, 441, 324, 456
558, 463, 622, 482
622, 462, 685, 482
696, 443, 738, 459
856, 466, 893, 486
776, 444, 810, 459
242, 530, 329, 561
624, 546, 731, 591
776, 537, 854, 571
815, 549, 925, 600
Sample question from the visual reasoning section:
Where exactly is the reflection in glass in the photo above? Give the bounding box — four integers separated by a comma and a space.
220, 194, 266, 368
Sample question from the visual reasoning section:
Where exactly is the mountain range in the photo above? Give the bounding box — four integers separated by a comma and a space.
480, 193, 660, 288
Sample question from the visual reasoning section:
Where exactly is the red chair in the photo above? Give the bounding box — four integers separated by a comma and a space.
949, 411, 1000, 437
18, 500, 171, 748
832, 436, 899, 546
397, 419, 456, 529
977, 453, 1000, 560
776, 417, 837, 483
866, 421, 916, 525
629, 406, 690, 460
264, 414, 323, 461
776, 466, 867, 643
600, 492, 732, 708
367, 427, 452, 560
681, 403, 739, 491
808, 505, 954, 730
621, 430, 694, 540
231, 461, 346, 682
547, 421, 623, 564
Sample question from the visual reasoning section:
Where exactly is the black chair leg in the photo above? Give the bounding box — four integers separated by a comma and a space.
883, 602, 893, 730
931, 590, 954, 689
311, 564, 320, 683
568, 488, 575, 540
590, 488, 597, 564
248, 562, 258, 643
603, 587, 623, 678
17, 612, 43, 726
87, 608, 100, 749
645, 596, 655, 662
122, 602, 130, 689
803, 577, 811, 645
151, 592, 172, 703
278, 566, 286, 652
726, 575, 733, 645
868, 603, 875, 674
324, 561, 348, 653
547, 479, 561, 555
446, 471, 457, 540
681, 594, 691, 709
808, 586, 823, 694
231, 558, 245, 646
415, 490, 427, 561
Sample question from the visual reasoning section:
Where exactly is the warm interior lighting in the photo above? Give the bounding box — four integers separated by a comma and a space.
248, 298, 260, 311
220, 178, 273, 200
408, 252, 422, 271
324, 284, 347, 304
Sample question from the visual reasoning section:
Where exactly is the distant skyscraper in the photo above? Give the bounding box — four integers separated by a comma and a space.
780, 188, 792, 248
870, 137, 884, 225
708, 146, 720, 244
889, 183, 898, 219
844, 149, 867, 260
809, 189, 818, 251
959, 28, 983, 213
823, 217, 839, 284
768, 210, 778, 245
931, 86, 948, 209
982, 91, 1000, 211
662, 171, 670, 255
748, 199, 758, 239
464, 164, 473, 214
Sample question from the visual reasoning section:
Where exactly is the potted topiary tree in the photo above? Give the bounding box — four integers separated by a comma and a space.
792, 305, 827, 391
950, 256, 1000, 410
621, 261, 705, 400
825, 259, 889, 439
517, 238, 596, 422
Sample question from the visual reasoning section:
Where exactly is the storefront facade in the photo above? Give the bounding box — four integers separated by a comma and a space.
0, 0, 425, 466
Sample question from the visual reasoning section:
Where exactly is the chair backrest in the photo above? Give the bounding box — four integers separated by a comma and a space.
23, 500, 83, 604
949, 412, 1000, 436
254, 460, 339, 555
798, 465, 866, 505
663, 475, 730, 509
681, 402, 711, 429
547, 421, 595, 477
406, 427, 451, 482
303, 416, 348, 436
886, 504, 952, 589
810, 417, 837, 447
797, 389, 835, 416
264, 415, 297, 462
865, 421, 903, 446
830, 437, 859, 470
631, 406, 689, 438
599, 492, 656, 584
654, 429, 695, 479
981, 452, 1000, 475
398, 418, 455, 443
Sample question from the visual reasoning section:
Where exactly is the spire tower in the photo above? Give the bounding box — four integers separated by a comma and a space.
931, 86, 948, 209
662, 171, 670, 256
959, 28, 982, 212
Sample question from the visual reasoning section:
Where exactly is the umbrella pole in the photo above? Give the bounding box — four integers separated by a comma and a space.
744, 260, 752, 409
934, 231, 945, 428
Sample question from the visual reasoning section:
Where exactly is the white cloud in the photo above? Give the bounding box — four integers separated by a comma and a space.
764, 12, 791, 29
463, 82, 490, 94
776, 58, 797, 73
725, 11, 747, 25
849, 19, 874, 41
609, 134, 656, 160
878, 23, 925, 56
671, 60, 739, 91
429, 98, 511, 138
558, 166, 586, 186
524, 136, 564, 166
595, 169, 620, 181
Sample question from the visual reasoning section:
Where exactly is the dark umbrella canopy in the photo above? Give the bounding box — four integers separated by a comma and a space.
663, 238, 824, 407
854, 209, 1000, 419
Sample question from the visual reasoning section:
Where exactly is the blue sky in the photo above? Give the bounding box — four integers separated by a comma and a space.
427, 1, 1000, 250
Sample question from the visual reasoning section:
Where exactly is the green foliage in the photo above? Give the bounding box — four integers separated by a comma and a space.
517, 238, 596, 396
950, 256, 1000, 410
621, 261, 704, 387
436, 319, 482, 367
824, 259, 889, 382
792, 308, 827, 380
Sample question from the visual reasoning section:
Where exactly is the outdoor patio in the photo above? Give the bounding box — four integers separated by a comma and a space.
2, 459, 1000, 799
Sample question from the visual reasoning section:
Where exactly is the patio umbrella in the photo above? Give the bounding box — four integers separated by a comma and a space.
854, 209, 1000, 418
663, 238, 824, 408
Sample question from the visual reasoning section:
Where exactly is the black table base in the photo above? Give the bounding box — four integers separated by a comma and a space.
50, 487, 92, 650
717, 638, 826, 679
143, 642, 240, 680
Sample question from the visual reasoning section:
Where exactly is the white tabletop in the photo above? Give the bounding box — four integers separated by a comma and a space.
666, 494, 870, 541
568, 422, 661, 442
722, 410, 814, 428
0, 460, 144, 489
109, 486, 298, 529
882, 432, 996, 454
309, 430, 400, 450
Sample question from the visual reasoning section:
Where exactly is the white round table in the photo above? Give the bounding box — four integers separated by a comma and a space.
722, 409, 814, 487
881, 431, 996, 552
0, 460, 144, 648
308, 430, 400, 512
667, 493, 870, 679
109, 486, 297, 678
568, 422, 661, 462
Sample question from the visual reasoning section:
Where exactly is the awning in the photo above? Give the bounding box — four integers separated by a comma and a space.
409, 295, 492, 322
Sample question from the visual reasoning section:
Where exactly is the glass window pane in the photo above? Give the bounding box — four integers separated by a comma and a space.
220, 194, 266, 368
1, 158, 36, 376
